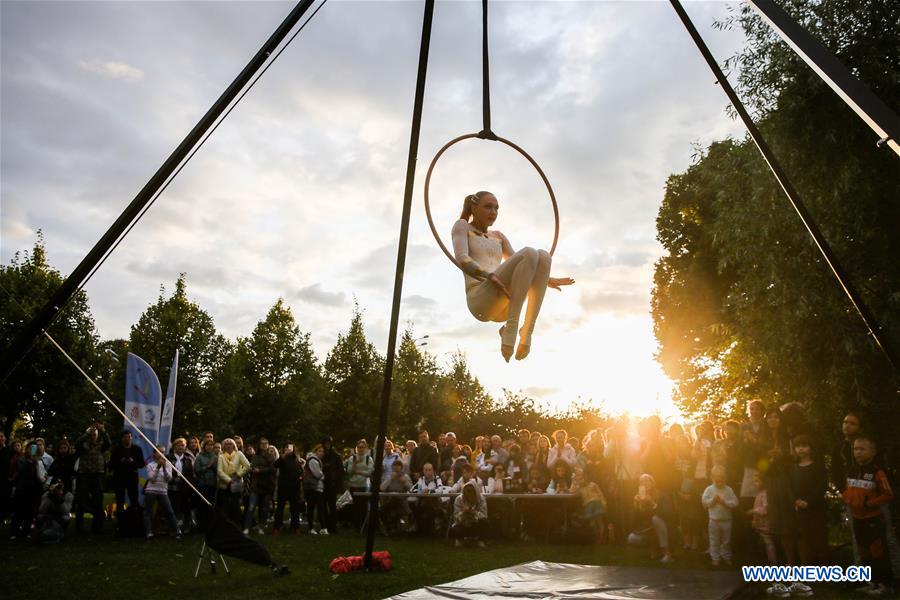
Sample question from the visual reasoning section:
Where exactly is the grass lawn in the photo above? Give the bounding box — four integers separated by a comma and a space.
0, 522, 892, 599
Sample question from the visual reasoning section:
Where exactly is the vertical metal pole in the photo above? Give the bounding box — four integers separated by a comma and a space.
478, 0, 496, 140
747, 0, 900, 157
0, 0, 317, 386
364, 0, 435, 571
669, 0, 900, 375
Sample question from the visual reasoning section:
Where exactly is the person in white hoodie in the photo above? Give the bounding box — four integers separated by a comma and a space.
304, 444, 326, 534
702, 464, 740, 566
451, 480, 488, 546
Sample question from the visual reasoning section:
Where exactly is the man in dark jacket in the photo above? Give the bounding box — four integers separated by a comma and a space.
243, 438, 276, 534
273, 442, 304, 533
321, 435, 344, 534
411, 431, 439, 482
109, 430, 145, 520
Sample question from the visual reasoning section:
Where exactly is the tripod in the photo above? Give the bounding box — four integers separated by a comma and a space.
194, 540, 231, 577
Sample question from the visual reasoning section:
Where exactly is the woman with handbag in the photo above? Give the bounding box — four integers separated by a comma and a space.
216, 438, 250, 525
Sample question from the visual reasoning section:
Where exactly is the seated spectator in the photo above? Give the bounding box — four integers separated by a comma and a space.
486, 464, 508, 494
628, 473, 673, 563
572, 467, 607, 542
451, 445, 472, 483
36, 481, 74, 544
505, 443, 528, 490
451, 481, 488, 547
380, 461, 413, 534
547, 460, 573, 494
450, 463, 482, 494
410, 462, 442, 536
144, 446, 181, 540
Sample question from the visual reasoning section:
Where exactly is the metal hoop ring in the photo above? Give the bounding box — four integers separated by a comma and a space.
423, 132, 560, 274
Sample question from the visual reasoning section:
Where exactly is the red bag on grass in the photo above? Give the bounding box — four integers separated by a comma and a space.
328, 551, 393, 573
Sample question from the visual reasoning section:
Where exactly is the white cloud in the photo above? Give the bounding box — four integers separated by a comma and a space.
78, 59, 144, 81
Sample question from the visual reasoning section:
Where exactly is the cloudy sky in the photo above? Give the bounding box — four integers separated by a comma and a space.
1, 1, 749, 418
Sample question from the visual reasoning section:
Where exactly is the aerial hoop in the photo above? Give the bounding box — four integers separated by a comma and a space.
423, 132, 560, 275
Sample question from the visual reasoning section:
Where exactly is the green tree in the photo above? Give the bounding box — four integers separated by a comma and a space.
653, 0, 900, 435
0, 234, 104, 439
438, 351, 495, 442
231, 299, 326, 446
128, 274, 232, 437
391, 328, 448, 440
323, 302, 384, 447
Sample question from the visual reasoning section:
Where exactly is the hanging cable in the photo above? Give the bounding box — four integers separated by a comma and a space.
478, 0, 497, 140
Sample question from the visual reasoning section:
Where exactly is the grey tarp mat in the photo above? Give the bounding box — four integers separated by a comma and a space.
388, 560, 744, 600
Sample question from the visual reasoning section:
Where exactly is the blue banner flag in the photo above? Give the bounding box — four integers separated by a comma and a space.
159, 349, 179, 454
124, 352, 162, 499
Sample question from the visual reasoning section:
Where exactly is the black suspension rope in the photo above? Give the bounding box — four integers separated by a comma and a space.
0, 0, 328, 388
364, 0, 435, 572
478, 0, 497, 140
670, 0, 900, 377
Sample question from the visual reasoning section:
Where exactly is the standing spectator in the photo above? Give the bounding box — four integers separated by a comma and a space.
450, 463, 483, 493
321, 435, 344, 535
739, 401, 770, 561
572, 467, 607, 542
273, 442, 304, 534
440, 432, 457, 474
0, 432, 11, 521
34, 437, 53, 471
244, 438, 276, 535
401, 440, 417, 477
345, 439, 374, 493
186, 436, 200, 458
517, 429, 531, 448
202, 431, 215, 447
143, 446, 181, 539
74, 422, 111, 535
789, 435, 828, 574
605, 420, 642, 543
381, 440, 402, 484
577, 429, 606, 486
193, 438, 218, 530
748, 471, 777, 565
47, 438, 76, 495
411, 431, 439, 482
451, 481, 488, 546
9, 441, 46, 540
843, 436, 894, 596
548, 429, 576, 468
304, 444, 326, 535
109, 430, 145, 520
479, 435, 509, 482
472, 436, 486, 466
167, 437, 195, 532
216, 437, 250, 524
763, 406, 800, 569
452, 444, 472, 483
702, 465, 739, 567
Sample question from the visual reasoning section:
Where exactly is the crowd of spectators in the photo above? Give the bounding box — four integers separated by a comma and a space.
0, 400, 896, 596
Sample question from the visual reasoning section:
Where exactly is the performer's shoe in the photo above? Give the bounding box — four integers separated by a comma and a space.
499, 325, 515, 362
515, 329, 531, 360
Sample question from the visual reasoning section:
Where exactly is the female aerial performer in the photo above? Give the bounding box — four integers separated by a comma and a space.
451, 190, 575, 362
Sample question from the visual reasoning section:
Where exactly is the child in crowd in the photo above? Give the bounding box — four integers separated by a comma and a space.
702, 465, 738, 566
547, 460, 572, 494
843, 436, 894, 597
450, 463, 483, 494
572, 467, 607, 542
747, 471, 777, 565
790, 435, 828, 565
628, 473, 674, 563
